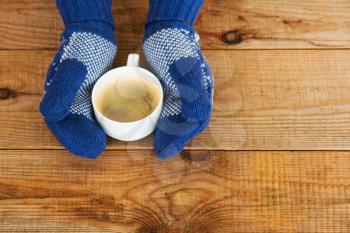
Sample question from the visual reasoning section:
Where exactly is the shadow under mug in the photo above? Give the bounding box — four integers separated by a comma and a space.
92, 54, 164, 141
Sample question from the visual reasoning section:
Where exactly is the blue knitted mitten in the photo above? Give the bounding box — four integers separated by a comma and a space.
144, 0, 214, 159
40, 0, 117, 158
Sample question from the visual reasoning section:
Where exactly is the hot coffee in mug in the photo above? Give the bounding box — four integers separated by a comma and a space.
92, 54, 164, 141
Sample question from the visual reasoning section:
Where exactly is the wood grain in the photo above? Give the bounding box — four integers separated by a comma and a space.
2, 50, 350, 150
0, 150, 349, 233
2, 0, 350, 50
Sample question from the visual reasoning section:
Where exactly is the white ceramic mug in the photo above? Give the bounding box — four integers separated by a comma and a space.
92, 54, 163, 141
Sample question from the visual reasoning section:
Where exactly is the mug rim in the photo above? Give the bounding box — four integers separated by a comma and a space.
92, 66, 164, 126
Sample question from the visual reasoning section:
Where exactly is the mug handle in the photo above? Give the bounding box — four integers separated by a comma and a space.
127, 54, 140, 67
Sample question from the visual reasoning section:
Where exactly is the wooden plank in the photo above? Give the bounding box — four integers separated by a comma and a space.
2, 0, 350, 50
0, 150, 349, 232
2, 50, 350, 150
0, 50, 47, 112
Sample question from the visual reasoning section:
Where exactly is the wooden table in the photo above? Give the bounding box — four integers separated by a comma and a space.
1, 1, 350, 232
